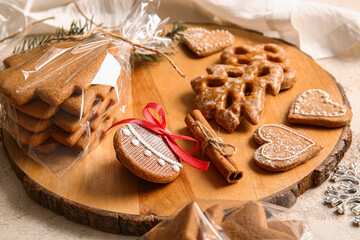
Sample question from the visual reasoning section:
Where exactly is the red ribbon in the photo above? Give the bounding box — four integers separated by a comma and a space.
103, 103, 209, 171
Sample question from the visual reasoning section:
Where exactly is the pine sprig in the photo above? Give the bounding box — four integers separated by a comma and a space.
164, 20, 186, 42
12, 19, 186, 64
13, 18, 94, 54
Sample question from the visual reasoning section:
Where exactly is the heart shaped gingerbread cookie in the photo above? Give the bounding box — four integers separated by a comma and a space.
253, 124, 322, 172
183, 27, 234, 57
114, 123, 182, 183
288, 89, 352, 127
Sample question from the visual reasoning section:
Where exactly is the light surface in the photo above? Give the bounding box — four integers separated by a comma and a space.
0, 0, 359, 239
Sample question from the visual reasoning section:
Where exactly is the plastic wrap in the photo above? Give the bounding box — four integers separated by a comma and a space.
0, 0, 172, 175
140, 199, 313, 240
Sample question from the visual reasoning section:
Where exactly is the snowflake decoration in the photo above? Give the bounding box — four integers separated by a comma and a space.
325, 163, 360, 226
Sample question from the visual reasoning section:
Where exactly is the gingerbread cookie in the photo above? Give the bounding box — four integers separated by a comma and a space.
221, 43, 296, 90
0, 39, 124, 158
114, 123, 183, 183
222, 202, 297, 240
145, 202, 201, 240
145, 202, 225, 240
191, 63, 283, 132
288, 89, 352, 128
183, 27, 234, 57
267, 220, 307, 239
253, 124, 322, 172
19, 113, 119, 154
12, 84, 115, 119
0, 39, 118, 106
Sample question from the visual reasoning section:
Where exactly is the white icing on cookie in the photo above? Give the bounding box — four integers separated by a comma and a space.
258, 124, 315, 161
184, 27, 234, 54
172, 165, 180, 172
125, 124, 183, 170
158, 159, 166, 166
144, 150, 152, 157
131, 139, 140, 146
122, 128, 131, 136
293, 89, 346, 117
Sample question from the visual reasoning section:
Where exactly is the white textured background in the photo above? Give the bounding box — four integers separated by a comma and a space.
0, 0, 359, 239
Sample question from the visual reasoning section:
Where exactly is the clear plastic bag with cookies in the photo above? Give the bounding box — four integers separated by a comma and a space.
0, 0, 173, 175
140, 199, 313, 240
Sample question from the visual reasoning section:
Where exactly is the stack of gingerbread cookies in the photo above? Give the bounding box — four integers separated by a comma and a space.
0, 39, 122, 155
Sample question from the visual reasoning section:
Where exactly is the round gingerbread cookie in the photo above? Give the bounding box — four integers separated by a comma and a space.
113, 123, 182, 183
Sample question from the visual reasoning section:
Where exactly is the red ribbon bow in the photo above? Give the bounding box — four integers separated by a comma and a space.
103, 103, 209, 171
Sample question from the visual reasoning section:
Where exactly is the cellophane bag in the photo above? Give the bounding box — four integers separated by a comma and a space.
140, 199, 313, 240
0, 0, 172, 175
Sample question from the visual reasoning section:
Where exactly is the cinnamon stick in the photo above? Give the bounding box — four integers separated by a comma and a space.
185, 110, 243, 183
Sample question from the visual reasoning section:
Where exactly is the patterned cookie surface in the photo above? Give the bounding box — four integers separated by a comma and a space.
183, 27, 234, 57
221, 43, 296, 90
253, 124, 322, 172
114, 123, 182, 183
288, 89, 352, 128
191, 63, 283, 132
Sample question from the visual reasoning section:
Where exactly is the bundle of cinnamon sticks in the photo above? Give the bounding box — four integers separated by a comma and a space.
185, 110, 242, 183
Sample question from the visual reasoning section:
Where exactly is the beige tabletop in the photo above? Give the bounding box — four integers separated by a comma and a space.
1, 0, 360, 239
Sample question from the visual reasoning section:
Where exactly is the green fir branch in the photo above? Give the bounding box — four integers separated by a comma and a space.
163, 20, 186, 42
13, 18, 94, 54
13, 19, 186, 64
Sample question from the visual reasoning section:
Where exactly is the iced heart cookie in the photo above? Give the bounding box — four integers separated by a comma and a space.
253, 124, 322, 172
183, 27, 234, 57
114, 123, 183, 183
288, 89, 352, 128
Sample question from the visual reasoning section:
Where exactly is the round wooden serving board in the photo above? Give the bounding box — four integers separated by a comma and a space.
2, 24, 352, 235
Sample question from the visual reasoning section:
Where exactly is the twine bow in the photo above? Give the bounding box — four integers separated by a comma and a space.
47, 27, 186, 77
102, 103, 209, 171
196, 121, 237, 158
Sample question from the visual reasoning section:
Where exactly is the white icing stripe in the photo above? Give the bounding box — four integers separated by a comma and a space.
125, 124, 183, 169
259, 124, 315, 161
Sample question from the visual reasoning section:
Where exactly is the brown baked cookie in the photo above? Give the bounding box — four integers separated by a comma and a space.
12, 84, 115, 120
145, 202, 201, 240
183, 27, 234, 57
191, 63, 283, 132
14, 99, 58, 119
3, 104, 53, 133
4, 99, 119, 149
221, 43, 296, 90
222, 201, 296, 240
5, 92, 117, 134
3, 42, 78, 68
0, 39, 118, 106
5, 119, 53, 147
198, 204, 224, 240
54, 89, 118, 133
253, 124, 322, 172
28, 114, 119, 154
114, 123, 183, 183
288, 89, 352, 128
268, 220, 307, 239
33, 139, 61, 154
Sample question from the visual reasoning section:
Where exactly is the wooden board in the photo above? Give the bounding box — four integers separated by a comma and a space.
2, 24, 352, 235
